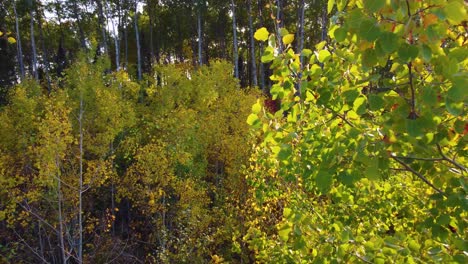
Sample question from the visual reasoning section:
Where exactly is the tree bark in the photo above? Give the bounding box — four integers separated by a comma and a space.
134, 0, 142, 80
13, 1, 25, 81
248, 0, 257, 87
231, 0, 239, 79
36, 5, 52, 92
72, 0, 87, 49
276, 0, 284, 53
30, 3, 38, 80
78, 95, 84, 263
196, 0, 203, 65
148, 0, 154, 65
96, 0, 108, 54
257, 0, 265, 92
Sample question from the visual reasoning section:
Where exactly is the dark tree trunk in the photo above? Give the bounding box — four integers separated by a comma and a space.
248, 0, 257, 87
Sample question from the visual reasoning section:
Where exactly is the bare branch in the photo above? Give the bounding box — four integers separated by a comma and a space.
436, 144, 467, 172
391, 154, 446, 196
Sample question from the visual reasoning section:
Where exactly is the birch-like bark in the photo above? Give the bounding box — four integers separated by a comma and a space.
148, 0, 154, 64
13, 1, 25, 80
276, 0, 284, 53
72, 0, 87, 49
197, 1, 203, 65
134, 0, 142, 80
96, 0, 108, 54
78, 95, 84, 263
56, 162, 67, 263
231, 0, 239, 79
248, 0, 257, 87
30, 3, 38, 80
321, 3, 328, 41
37, 6, 52, 92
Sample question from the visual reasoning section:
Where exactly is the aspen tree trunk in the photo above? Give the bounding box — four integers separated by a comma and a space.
29, 3, 38, 80
296, 0, 305, 57
56, 161, 67, 263
295, 0, 305, 96
248, 0, 257, 87
321, 3, 328, 41
78, 95, 84, 263
257, 0, 265, 92
96, 0, 108, 54
134, 0, 142, 80
13, 1, 25, 80
276, 0, 284, 53
107, 0, 120, 70
72, 1, 87, 49
148, 0, 154, 64
231, 0, 239, 79
37, 6, 52, 92
197, 1, 203, 65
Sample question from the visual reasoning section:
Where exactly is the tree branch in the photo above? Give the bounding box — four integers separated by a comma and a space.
437, 144, 467, 172
391, 154, 446, 196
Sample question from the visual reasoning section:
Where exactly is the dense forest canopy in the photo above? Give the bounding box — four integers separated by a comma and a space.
0, 0, 467, 263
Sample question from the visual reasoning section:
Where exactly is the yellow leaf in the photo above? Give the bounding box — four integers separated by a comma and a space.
254, 27, 269, 42
7, 37, 16, 44
282, 34, 295, 45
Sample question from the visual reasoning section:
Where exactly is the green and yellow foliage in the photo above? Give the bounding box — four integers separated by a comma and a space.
0, 58, 259, 262
245, 0, 467, 263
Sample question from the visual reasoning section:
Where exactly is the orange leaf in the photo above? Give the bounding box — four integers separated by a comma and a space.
423, 14, 438, 28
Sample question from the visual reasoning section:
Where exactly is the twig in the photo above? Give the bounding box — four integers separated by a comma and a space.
391, 154, 446, 196
13, 230, 50, 264
436, 144, 467, 172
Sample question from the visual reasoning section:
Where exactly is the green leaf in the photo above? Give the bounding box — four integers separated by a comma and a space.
421, 44, 432, 62
279, 28, 289, 37
379, 32, 398, 54
327, 0, 335, 14
398, 43, 419, 62
278, 223, 292, 242
247, 113, 261, 128
316, 170, 333, 193
254, 27, 269, 41
445, 96, 464, 116
283, 207, 293, 219
447, 77, 467, 102
333, 27, 347, 42
444, 0, 467, 25
368, 94, 385, 110
362, 48, 377, 67
282, 34, 295, 45
301, 49, 312, 57
363, 0, 385, 13
353, 96, 367, 115
365, 158, 380, 180
408, 240, 421, 252
359, 20, 381, 42
318, 49, 331, 63
252, 101, 262, 114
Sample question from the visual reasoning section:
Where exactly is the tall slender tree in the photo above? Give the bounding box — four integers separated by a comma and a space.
134, 0, 142, 80
13, 0, 25, 80
231, 0, 238, 79
29, 0, 38, 80
248, 0, 257, 87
